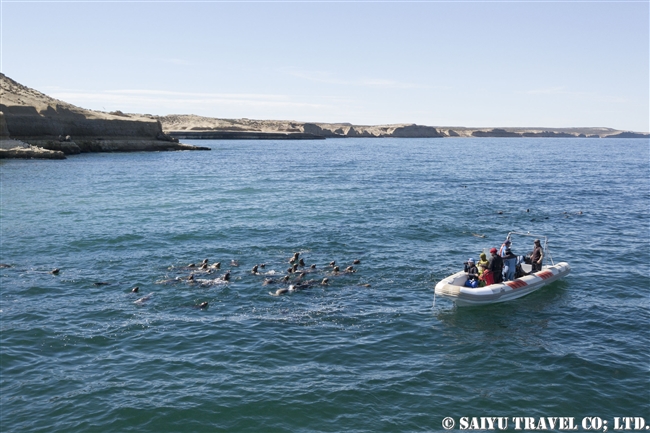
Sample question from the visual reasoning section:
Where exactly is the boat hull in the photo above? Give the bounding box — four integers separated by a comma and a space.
435, 262, 571, 306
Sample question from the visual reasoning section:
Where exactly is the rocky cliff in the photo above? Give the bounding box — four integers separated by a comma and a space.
0, 74, 209, 158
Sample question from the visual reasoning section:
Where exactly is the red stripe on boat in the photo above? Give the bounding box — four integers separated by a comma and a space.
505, 280, 528, 289
537, 270, 554, 280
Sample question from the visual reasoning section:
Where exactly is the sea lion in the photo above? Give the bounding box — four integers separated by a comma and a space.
259, 263, 266, 268
287, 267, 293, 274
0, 264, 13, 268
222, 271, 231, 281
298, 258, 305, 267
282, 275, 290, 282
200, 263, 208, 270
359, 284, 371, 287
93, 282, 110, 286
202, 259, 209, 265
251, 265, 259, 274
269, 287, 289, 296
50, 268, 60, 274
333, 266, 340, 273
353, 259, 361, 265
134, 293, 153, 304
263, 278, 276, 286
195, 302, 208, 309
329, 261, 336, 267
288, 252, 300, 263
345, 266, 355, 273
188, 274, 195, 281
188, 263, 196, 268
321, 278, 329, 285
310, 264, 316, 269
230, 260, 239, 267
131, 286, 139, 293
211, 262, 221, 269
292, 263, 298, 272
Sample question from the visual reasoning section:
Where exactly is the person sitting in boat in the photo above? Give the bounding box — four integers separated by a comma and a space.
502, 248, 517, 281
464, 258, 479, 288
477, 252, 489, 286
485, 247, 504, 285
530, 239, 544, 272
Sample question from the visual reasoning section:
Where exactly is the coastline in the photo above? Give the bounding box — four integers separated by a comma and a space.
2, 73, 647, 159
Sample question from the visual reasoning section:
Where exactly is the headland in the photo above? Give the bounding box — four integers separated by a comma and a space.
0, 74, 210, 159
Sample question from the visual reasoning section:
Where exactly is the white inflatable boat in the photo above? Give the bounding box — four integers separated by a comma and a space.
434, 232, 571, 307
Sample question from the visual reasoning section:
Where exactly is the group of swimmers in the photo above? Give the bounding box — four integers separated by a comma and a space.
464, 238, 544, 288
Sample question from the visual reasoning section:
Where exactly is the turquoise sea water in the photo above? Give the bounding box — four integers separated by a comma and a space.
1, 138, 648, 432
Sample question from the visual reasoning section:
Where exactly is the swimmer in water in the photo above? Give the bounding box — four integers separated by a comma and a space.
269, 287, 289, 296
134, 293, 153, 305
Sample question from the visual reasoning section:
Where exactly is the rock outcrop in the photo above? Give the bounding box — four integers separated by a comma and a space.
0, 74, 209, 158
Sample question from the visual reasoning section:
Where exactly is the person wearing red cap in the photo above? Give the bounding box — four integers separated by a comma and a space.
484, 247, 504, 285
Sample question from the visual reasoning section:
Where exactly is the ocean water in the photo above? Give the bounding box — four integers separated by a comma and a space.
1, 137, 648, 432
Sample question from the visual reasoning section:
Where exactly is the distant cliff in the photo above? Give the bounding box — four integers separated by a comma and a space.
157, 115, 647, 139
0, 74, 209, 158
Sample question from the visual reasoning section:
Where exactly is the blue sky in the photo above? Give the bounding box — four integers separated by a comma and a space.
1, 1, 648, 131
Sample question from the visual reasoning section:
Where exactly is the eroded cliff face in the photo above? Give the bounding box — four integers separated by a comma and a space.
0, 74, 208, 155
0, 111, 10, 137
